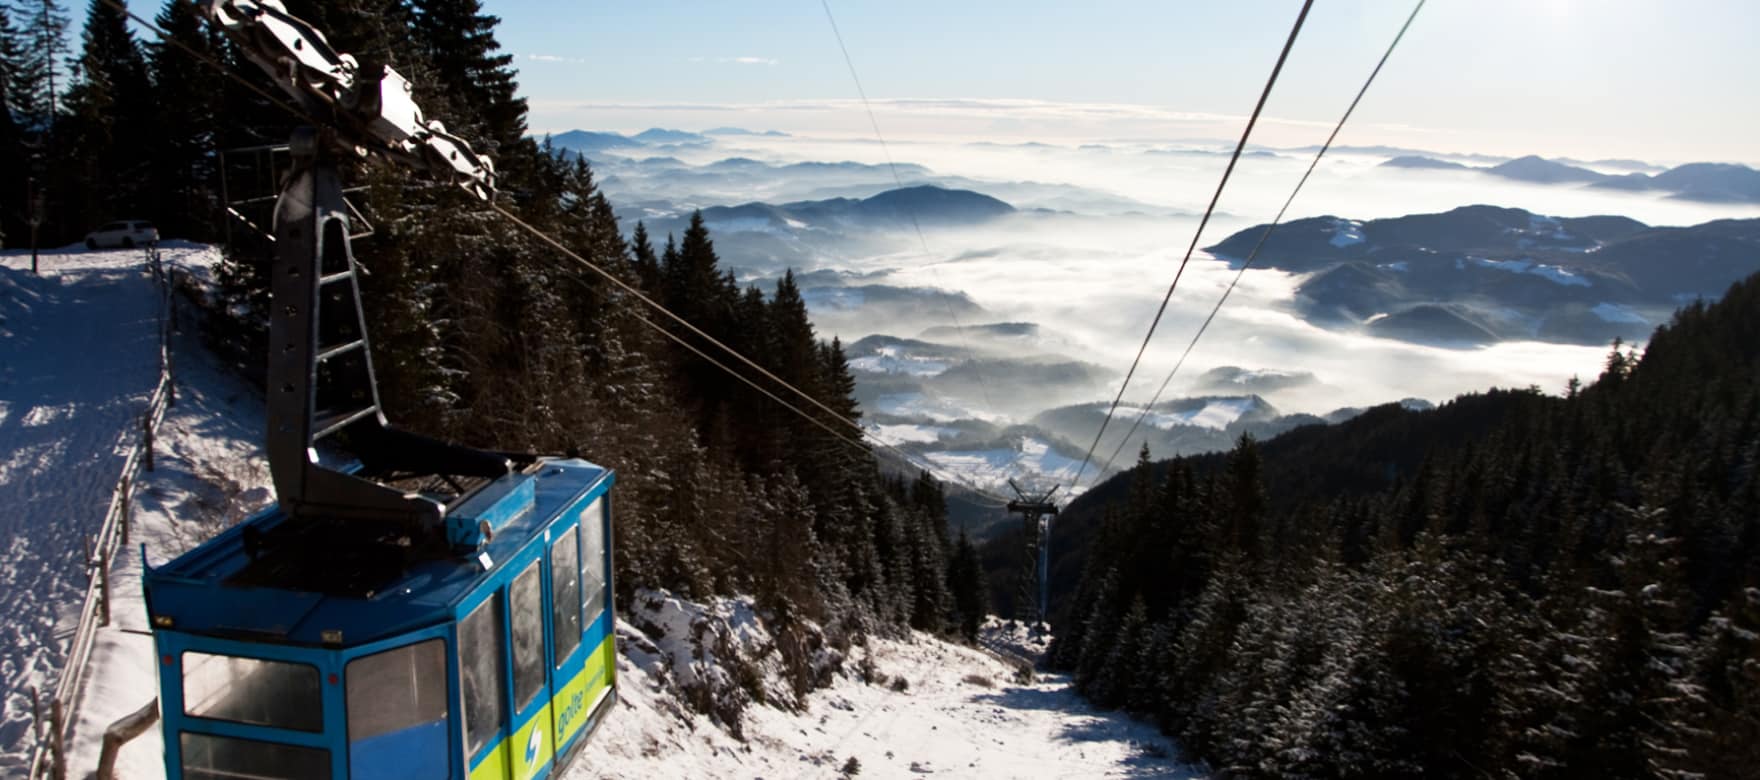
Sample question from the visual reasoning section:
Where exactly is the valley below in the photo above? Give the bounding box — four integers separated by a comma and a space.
559, 128, 1760, 512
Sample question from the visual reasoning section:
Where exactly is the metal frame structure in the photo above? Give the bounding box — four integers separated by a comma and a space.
1006, 479, 1058, 626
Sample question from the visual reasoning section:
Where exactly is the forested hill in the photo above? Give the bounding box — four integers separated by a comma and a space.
1040, 270, 1760, 777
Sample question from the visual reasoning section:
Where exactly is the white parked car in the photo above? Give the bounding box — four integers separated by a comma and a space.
84, 220, 159, 249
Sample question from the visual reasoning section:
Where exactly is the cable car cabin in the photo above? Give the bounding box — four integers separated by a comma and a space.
143, 460, 616, 780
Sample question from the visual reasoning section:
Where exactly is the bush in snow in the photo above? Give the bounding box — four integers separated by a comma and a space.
624, 588, 845, 740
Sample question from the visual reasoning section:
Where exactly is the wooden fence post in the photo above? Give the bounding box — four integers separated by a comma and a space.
99, 547, 112, 627
142, 415, 154, 472
49, 698, 65, 780
31, 686, 42, 743
119, 475, 131, 547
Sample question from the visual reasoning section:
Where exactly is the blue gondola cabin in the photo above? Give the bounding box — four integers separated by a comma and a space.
143, 461, 617, 780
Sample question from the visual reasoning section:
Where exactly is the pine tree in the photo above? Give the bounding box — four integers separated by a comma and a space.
756, 470, 824, 621
947, 526, 987, 640
1681, 587, 1760, 778
905, 502, 950, 634
7, 0, 67, 240
1222, 433, 1268, 562
629, 220, 661, 293
1088, 595, 1146, 710
0, 2, 25, 244
5, 0, 67, 135
61, 0, 152, 225
146, 0, 223, 240
409, 0, 525, 150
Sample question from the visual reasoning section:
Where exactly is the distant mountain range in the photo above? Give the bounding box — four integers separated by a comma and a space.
544, 127, 786, 154
1206, 205, 1760, 347
1379, 154, 1760, 203
648, 184, 1015, 237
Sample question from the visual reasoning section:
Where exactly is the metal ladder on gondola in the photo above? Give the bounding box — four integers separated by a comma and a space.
263, 135, 513, 537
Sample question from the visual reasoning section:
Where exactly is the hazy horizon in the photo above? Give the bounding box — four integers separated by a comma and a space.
488, 0, 1760, 166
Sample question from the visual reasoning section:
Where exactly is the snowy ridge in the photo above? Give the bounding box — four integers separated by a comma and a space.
866, 423, 956, 446
925, 437, 1086, 495
849, 346, 951, 377
1328, 218, 1365, 248
1466, 255, 1591, 287
1124, 398, 1257, 432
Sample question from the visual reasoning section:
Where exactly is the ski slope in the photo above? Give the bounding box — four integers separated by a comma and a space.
1, 245, 1200, 778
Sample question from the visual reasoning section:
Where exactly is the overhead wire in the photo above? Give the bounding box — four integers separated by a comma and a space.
1067, 0, 1314, 492
108, 0, 1015, 507
1094, 0, 1428, 479
490, 205, 1016, 507
819, 0, 1003, 423
636, 311, 1010, 507
103, 0, 322, 129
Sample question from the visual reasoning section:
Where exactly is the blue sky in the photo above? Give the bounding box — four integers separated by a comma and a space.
480, 0, 1758, 163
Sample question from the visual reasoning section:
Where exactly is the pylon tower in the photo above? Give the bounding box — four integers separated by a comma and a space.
1007, 479, 1059, 627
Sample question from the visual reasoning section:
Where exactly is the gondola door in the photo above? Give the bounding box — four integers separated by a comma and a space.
505, 548, 556, 780
546, 521, 591, 759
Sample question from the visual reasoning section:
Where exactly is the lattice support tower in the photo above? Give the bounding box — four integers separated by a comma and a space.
1007, 479, 1059, 627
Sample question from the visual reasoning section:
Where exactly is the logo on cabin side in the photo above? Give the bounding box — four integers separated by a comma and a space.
525, 722, 542, 765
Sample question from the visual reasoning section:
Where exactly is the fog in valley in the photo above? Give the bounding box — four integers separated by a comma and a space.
572, 129, 1759, 497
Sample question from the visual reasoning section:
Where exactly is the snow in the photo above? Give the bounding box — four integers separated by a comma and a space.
1328, 218, 1365, 248
0, 247, 172, 769
586, 593, 1199, 779
0, 244, 262, 777
1592, 302, 1649, 324
1124, 398, 1256, 432
1468, 256, 1592, 287
1529, 264, 1591, 287
1472, 256, 1532, 273
867, 423, 957, 446
871, 392, 1005, 424
849, 346, 951, 377
1377, 261, 1409, 272
1528, 213, 1573, 241
924, 437, 1085, 494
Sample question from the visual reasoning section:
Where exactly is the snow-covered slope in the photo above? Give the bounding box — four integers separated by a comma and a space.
0, 245, 231, 773
586, 594, 1199, 779
59, 280, 270, 778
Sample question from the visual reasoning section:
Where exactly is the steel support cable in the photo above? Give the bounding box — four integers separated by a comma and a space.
100, 0, 322, 128
819, 0, 1000, 417
492, 204, 1015, 507
1067, 0, 1314, 492
638, 312, 1010, 508
1095, 0, 1427, 480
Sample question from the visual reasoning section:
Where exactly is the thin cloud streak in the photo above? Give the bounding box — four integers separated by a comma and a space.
688, 56, 781, 66
524, 53, 588, 64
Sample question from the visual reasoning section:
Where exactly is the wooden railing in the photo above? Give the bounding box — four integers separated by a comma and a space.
28, 246, 177, 780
